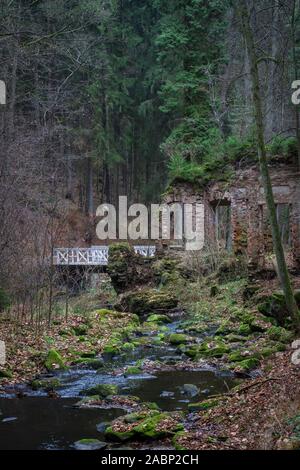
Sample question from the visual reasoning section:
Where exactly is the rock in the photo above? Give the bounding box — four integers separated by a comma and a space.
74, 396, 101, 408
74, 439, 107, 451
124, 366, 142, 376
31, 378, 61, 391
119, 288, 178, 316
107, 244, 136, 293
291, 349, 300, 365
267, 326, 293, 343
44, 349, 66, 371
225, 333, 248, 343
169, 333, 189, 345
234, 357, 259, 371
96, 422, 110, 433
80, 383, 118, 398
197, 340, 231, 358
257, 291, 300, 325
133, 412, 183, 439
291, 339, 300, 349
123, 412, 148, 424
73, 358, 104, 370
105, 427, 135, 442
146, 314, 171, 324
2, 417, 17, 423
181, 384, 199, 398
160, 391, 175, 398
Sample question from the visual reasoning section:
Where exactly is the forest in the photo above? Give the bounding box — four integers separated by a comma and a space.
0, 0, 300, 455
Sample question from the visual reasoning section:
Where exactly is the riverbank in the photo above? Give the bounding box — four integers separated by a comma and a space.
0, 271, 299, 450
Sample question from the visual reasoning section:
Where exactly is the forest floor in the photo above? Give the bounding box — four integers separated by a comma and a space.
0, 271, 300, 450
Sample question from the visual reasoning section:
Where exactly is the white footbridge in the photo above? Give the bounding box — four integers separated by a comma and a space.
53, 246, 156, 266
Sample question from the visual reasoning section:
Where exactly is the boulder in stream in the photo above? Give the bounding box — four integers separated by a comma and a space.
74, 439, 107, 451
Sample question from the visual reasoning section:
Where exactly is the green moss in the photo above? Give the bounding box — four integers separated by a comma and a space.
146, 314, 171, 324
197, 340, 231, 358
75, 395, 101, 407
228, 351, 246, 362
0, 369, 13, 379
169, 333, 189, 345
122, 342, 136, 352
80, 383, 118, 398
121, 288, 178, 316
188, 398, 221, 412
103, 344, 120, 355
238, 323, 252, 336
124, 366, 142, 376
225, 333, 248, 343
236, 357, 259, 371
44, 349, 66, 371
133, 413, 183, 439
74, 438, 107, 450
268, 326, 293, 343
31, 378, 61, 391
73, 358, 104, 370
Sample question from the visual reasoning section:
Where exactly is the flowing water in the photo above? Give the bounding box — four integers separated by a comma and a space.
0, 321, 238, 450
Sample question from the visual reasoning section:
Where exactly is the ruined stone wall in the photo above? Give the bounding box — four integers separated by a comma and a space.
162, 164, 300, 269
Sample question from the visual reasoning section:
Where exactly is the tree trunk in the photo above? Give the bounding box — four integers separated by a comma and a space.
235, 0, 300, 330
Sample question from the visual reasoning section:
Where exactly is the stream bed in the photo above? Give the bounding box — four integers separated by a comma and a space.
0, 321, 238, 450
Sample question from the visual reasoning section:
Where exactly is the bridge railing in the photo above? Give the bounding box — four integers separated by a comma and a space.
53, 246, 156, 266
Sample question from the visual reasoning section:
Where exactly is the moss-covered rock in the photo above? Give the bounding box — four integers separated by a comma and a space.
31, 378, 61, 391
169, 333, 189, 345
80, 383, 118, 398
196, 340, 231, 358
257, 291, 300, 325
44, 349, 66, 371
133, 412, 183, 439
120, 288, 178, 316
146, 314, 171, 324
238, 323, 252, 336
74, 438, 107, 450
74, 395, 101, 407
107, 243, 139, 294
103, 344, 120, 355
124, 366, 143, 376
267, 326, 293, 343
72, 358, 104, 370
234, 357, 260, 371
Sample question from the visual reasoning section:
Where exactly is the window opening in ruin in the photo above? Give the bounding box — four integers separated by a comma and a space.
213, 202, 232, 251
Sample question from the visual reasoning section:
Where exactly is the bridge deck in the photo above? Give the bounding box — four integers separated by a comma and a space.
53, 246, 156, 266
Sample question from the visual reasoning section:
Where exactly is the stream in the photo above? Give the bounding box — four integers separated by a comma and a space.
0, 320, 238, 450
